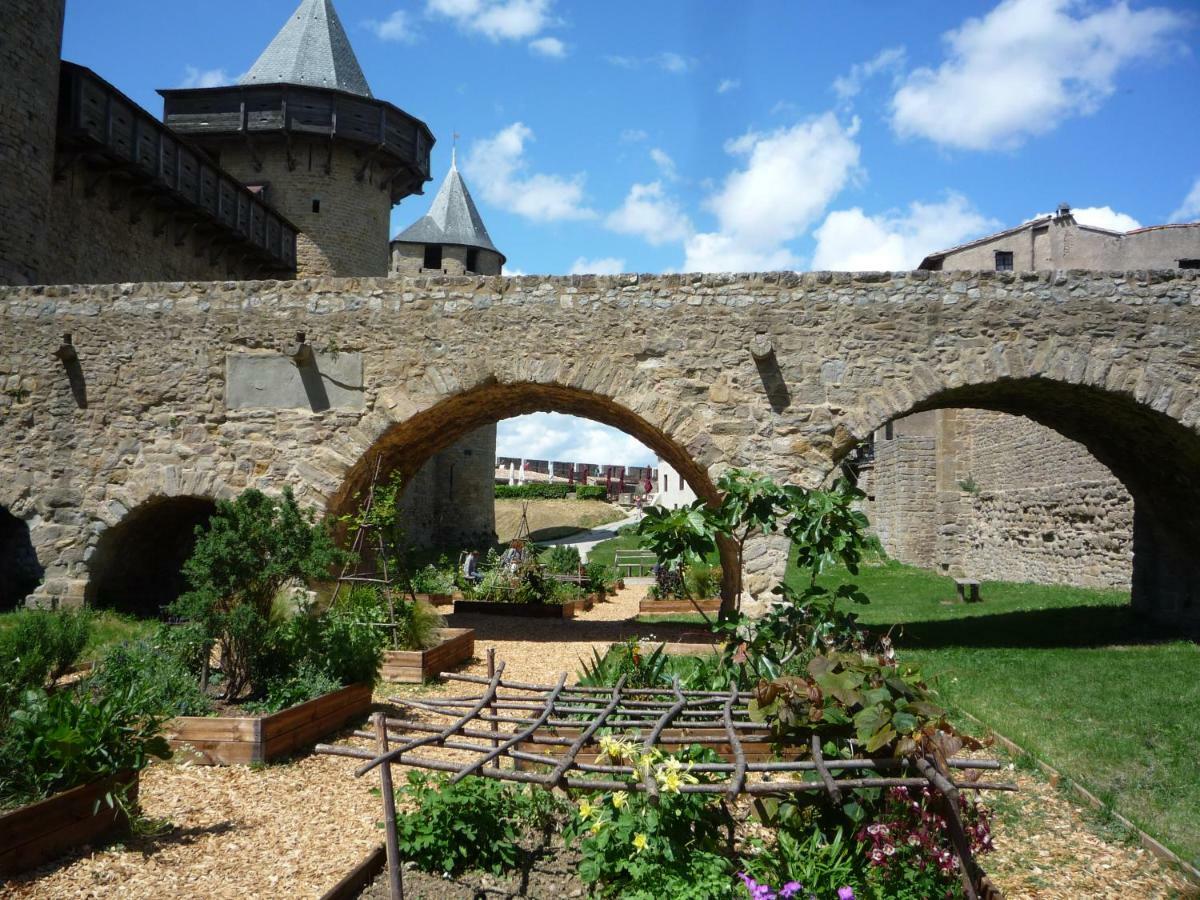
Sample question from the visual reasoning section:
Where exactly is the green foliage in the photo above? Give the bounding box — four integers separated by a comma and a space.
684, 564, 722, 600
245, 662, 342, 715
472, 558, 563, 605
90, 632, 213, 718
0, 683, 171, 810
542, 544, 583, 574
409, 562, 456, 595
577, 641, 733, 692
574, 484, 608, 501
0, 607, 93, 717
393, 772, 524, 876
495, 483, 572, 500
172, 487, 350, 700
564, 745, 734, 899
275, 588, 390, 686
741, 824, 864, 899
636, 502, 715, 575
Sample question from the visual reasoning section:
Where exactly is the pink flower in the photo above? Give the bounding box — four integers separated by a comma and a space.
838, 889, 855, 900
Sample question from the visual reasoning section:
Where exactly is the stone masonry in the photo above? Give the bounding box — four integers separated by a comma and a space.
3, 270, 1200, 630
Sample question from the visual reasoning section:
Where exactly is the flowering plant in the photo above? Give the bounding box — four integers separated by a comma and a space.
737, 874, 857, 899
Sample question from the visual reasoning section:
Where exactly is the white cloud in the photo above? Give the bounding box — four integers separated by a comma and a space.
1028, 205, 1141, 231
568, 256, 625, 275
717, 78, 741, 94
463, 123, 595, 222
891, 0, 1184, 151
684, 113, 862, 273
426, 0, 554, 42
813, 194, 999, 271
833, 46, 906, 101
620, 128, 649, 144
497, 413, 656, 466
370, 10, 417, 42
529, 36, 566, 58
1170, 177, 1200, 224
605, 182, 692, 247
606, 52, 696, 74
649, 148, 677, 181
180, 66, 229, 89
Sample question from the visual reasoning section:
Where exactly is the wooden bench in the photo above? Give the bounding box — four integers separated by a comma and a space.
955, 578, 982, 603
614, 550, 657, 578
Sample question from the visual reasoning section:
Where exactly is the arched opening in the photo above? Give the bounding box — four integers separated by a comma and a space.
838, 377, 1200, 629
85, 496, 217, 617
0, 506, 42, 610
328, 381, 736, 601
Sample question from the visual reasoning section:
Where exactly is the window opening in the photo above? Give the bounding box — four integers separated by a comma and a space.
312, 198, 321, 214
995, 250, 1014, 271
424, 244, 443, 270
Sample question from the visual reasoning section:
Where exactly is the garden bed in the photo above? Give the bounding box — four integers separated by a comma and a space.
452, 600, 582, 619
0, 771, 137, 877
380, 628, 475, 683
638, 597, 722, 615
409, 592, 454, 607
166, 683, 372, 766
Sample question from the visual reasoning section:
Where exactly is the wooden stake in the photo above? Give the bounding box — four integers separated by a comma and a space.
374, 712, 404, 900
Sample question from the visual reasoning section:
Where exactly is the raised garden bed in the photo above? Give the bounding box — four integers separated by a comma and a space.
638, 597, 722, 615
0, 771, 137, 877
380, 628, 475, 683
410, 592, 454, 607
453, 599, 581, 619
166, 683, 372, 766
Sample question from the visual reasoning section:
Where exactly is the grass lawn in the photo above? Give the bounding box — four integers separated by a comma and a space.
797, 557, 1200, 869
586, 532, 644, 570
0, 608, 157, 663
494, 498, 626, 543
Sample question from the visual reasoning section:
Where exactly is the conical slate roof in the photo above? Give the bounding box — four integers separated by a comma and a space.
239, 0, 372, 98
394, 156, 504, 259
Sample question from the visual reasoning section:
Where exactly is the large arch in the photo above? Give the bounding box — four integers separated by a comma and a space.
85, 495, 217, 617
0, 506, 42, 610
326, 380, 746, 605
834, 376, 1200, 628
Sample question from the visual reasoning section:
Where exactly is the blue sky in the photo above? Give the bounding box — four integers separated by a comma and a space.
62, 0, 1200, 467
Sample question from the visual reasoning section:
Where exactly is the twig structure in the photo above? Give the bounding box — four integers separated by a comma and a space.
317, 667, 1010, 900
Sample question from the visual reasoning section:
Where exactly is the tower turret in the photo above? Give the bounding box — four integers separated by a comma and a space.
391, 154, 505, 275
160, 0, 433, 277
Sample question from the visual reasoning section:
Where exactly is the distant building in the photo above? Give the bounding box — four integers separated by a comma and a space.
653, 459, 697, 509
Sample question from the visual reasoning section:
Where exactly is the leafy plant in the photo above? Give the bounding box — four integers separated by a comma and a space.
741, 823, 864, 898
575, 484, 608, 501
495, 483, 572, 500
245, 662, 342, 714
90, 633, 213, 718
0, 607, 93, 717
685, 564, 722, 600
542, 544, 582, 574
578, 638, 670, 690
393, 772, 524, 876
0, 683, 172, 810
172, 487, 350, 700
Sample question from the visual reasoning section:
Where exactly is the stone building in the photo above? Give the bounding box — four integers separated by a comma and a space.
867, 207, 1200, 589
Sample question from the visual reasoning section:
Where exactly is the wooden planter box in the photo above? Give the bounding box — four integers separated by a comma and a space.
380, 628, 475, 683
410, 592, 454, 607
166, 683, 372, 766
0, 771, 137, 877
453, 599, 580, 619
638, 598, 723, 615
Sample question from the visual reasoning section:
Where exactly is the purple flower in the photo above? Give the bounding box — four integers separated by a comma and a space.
838, 889, 856, 900
779, 883, 802, 898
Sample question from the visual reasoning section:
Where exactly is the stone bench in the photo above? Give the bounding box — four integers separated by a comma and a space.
955, 578, 982, 603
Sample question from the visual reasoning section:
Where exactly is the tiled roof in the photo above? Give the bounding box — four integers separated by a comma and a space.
239, 0, 372, 98
393, 156, 504, 259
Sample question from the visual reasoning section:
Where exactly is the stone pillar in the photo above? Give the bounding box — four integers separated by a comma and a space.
0, 0, 66, 284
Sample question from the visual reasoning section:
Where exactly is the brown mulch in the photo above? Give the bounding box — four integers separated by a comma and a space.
3, 587, 1193, 899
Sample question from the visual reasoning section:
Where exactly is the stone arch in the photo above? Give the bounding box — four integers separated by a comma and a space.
0, 506, 42, 610
326, 379, 744, 603
832, 374, 1200, 629
85, 495, 217, 617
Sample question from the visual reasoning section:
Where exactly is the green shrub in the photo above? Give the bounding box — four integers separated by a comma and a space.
410, 563, 456, 595
0, 608, 93, 717
574, 484, 608, 501
172, 487, 350, 700
90, 632, 213, 718
685, 564, 722, 600
542, 544, 582, 573
275, 587, 390, 688
495, 483, 571, 500
552, 581, 584, 603
394, 773, 524, 876
741, 823, 864, 899
0, 683, 171, 810
245, 662, 342, 715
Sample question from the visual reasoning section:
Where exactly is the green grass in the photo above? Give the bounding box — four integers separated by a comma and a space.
0, 609, 157, 664
586, 533, 644, 570
795, 557, 1200, 869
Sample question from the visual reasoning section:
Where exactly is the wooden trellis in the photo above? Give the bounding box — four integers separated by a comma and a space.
317, 655, 1010, 900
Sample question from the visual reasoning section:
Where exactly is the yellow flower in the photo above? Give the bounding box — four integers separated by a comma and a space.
611, 790, 628, 809
589, 819, 605, 836
598, 735, 637, 762
657, 768, 685, 793
578, 798, 597, 821
632, 832, 649, 853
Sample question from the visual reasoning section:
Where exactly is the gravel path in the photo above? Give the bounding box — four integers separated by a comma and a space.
4, 586, 1192, 899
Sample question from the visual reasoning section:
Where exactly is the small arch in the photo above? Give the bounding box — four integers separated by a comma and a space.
0, 507, 42, 610
85, 496, 217, 617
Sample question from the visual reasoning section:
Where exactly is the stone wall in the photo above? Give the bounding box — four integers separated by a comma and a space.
398, 425, 497, 553
0, 0, 66, 285
40, 157, 275, 285
214, 140, 392, 278
2, 270, 1199, 626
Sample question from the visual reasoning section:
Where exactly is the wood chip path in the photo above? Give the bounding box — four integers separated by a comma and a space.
3, 588, 1192, 899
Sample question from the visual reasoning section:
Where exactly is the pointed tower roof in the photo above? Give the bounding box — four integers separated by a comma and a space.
394, 155, 504, 260
239, 0, 372, 97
